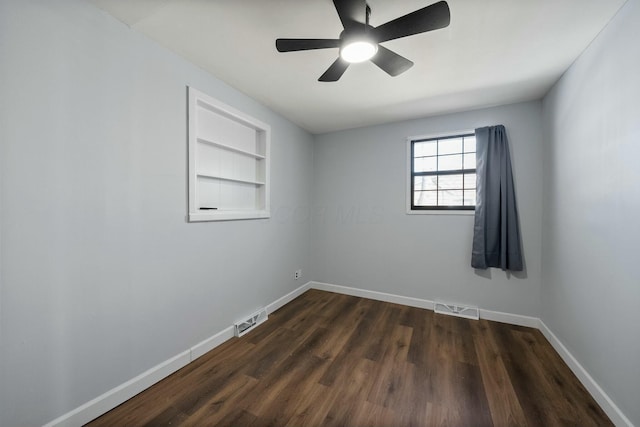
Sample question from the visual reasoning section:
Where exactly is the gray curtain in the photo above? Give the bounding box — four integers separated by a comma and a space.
471, 125, 523, 271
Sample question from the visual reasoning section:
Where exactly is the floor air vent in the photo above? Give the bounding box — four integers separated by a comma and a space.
434, 300, 479, 320
234, 308, 268, 337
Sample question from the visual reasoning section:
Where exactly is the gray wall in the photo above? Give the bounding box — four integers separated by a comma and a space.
0, 1, 313, 426
541, 0, 640, 424
312, 101, 543, 317
2, 0, 638, 425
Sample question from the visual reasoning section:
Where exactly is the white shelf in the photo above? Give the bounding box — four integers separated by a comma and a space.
189, 210, 270, 222
188, 87, 270, 222
197, 137, 265, 159
197, 173, 265, 186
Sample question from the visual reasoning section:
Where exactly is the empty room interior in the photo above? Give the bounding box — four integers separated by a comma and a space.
1, 0, 639, 426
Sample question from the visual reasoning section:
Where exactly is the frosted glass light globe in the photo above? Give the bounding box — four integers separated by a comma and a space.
340, 41, 378, 63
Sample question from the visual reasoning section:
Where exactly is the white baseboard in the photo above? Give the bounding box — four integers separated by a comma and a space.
267, 281, 312, 314
309, 281, 538, 327
310, 281, 435, 310
480, 308, 539, 328
43, 350, 192, 427
190, 326, 235, 361
44, 281, 314, 427
538, 320, 633, 427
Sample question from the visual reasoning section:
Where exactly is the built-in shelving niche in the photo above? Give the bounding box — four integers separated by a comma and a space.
188, 87, 270, 222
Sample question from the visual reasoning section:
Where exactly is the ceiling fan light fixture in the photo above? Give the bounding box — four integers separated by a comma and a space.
275, 0, 451, 81
340, 40, 378, 63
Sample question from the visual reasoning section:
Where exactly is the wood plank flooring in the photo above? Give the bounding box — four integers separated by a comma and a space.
86, 290, 613, 426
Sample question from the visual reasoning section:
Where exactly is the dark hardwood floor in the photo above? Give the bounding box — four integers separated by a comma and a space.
86, 290, 612, 426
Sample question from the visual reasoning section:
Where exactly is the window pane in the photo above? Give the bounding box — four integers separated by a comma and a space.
415, 176, 437, 191
414, 156, 437, 172
414, 191, 437, 206
464, 190, 476, 206
464, 173, 476, 189
463, 153, 475, 169
439, 190, 463, 205
413, 142, 422, 158
438, 154, 462, 171
438, 174, 463, 190
439, 138, 462, 155
414, 157, 423, 173
464, 136, 476, 153
414, 141, 437, 157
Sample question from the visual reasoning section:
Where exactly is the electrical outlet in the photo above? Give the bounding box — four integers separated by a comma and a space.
294, 269, 302, 280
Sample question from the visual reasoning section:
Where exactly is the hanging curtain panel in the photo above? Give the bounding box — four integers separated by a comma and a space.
471, 125, 523, 271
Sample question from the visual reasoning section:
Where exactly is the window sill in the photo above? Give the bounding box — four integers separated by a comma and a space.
406, 209, 475, 216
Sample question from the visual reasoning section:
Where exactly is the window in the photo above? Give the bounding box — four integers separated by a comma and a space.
408, 132, 476, 211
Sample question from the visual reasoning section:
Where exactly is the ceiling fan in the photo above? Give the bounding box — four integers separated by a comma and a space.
275, 0, 451, 82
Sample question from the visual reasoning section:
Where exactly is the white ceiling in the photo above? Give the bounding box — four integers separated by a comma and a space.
89, 0, 625, 134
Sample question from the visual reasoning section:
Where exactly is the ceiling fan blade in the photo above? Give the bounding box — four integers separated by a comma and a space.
373, 1, 450, 43
319, 57, 350, 82
371, 45, 414, 77
276, 38, 341, 52
333, 0, 367, 30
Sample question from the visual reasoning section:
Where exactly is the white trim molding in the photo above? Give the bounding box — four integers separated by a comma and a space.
43, 351, 192, 427
480, 308, 539, 328
190, 326, 235, 361
309, 281, 537, 327
538, 320, 634, 427
267, 281, 311, 315
311, 281, 435, 310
